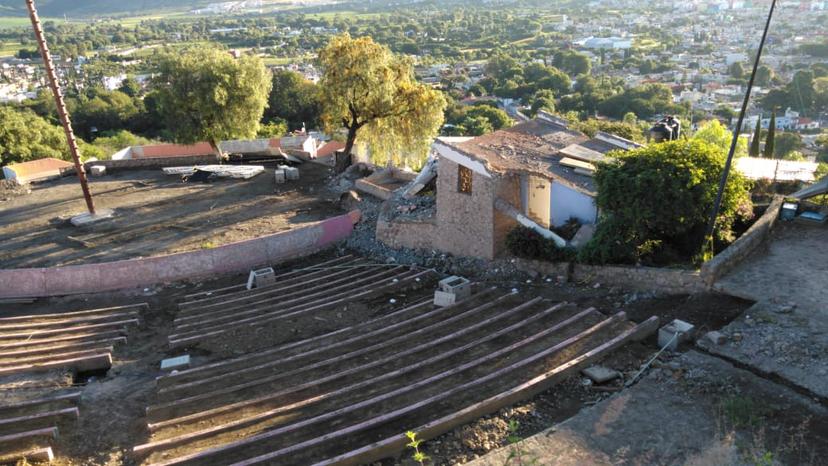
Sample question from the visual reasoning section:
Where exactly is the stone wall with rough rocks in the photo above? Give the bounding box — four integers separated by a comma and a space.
701, 195, 784, 286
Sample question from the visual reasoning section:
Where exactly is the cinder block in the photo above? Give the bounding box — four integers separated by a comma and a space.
658, 319, 696, 351
274, 169, 286, 184
161, 355, 191, 371
438, 276, 472, 299
434, 290, 457, 307
89, 165, 107, 177
582, 365, 620, 384
285, 167, 300, 181
247, 267, 276, 290
703, 331, 726, 345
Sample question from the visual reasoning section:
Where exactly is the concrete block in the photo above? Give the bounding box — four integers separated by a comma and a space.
582, 365, 621, 384
70, 208, 114, 227
161, 355, 191, 371
247, 267, 276, 290
703, 331, 727, 345
658, 319, 696, 351
285, 166, 300, 181
438, 276, 472, 299
274, 169, 286, 184
89, 165, 106, 177
434, 290, 457, 307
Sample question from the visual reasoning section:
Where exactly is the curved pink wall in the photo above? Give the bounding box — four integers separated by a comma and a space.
0, 211, 360, 299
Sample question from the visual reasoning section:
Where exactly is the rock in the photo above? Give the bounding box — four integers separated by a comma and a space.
582, 365, 621, 384
775, 304, 796, 314
703, 331, 727, 345
732, 332, 743, 342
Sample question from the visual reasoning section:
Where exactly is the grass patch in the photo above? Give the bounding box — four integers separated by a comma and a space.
0, 41, 21, 57
721, 396, 767, 428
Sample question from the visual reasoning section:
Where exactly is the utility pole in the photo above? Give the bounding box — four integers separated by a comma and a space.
25, 0, 96, 215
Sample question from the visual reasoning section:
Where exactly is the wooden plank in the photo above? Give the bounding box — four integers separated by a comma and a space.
173, 266, 406, 330
0, 311, 138, 332
0, 330, 124, 350
0, 447, 54, 464
175, 264, 391, 324
0, 347, 113, 367
0, 427, 58, 444
167, 269, 431, 348
0, 319, 138, 341
314, 316, 661, 466
0, 353, 112, 377
179, 256, 359, 309
0, 392, 81, 413
0, 337, 126, 359
147, 311, 623, 466
139, 301, 576, 446
148, 293, 525, 422
0, 407, 79, 428
0, 303, 147, 323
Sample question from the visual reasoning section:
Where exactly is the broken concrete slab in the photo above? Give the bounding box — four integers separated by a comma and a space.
702, 330, 726, 345
581, 365, 620, 384
698, 301, 828, 399
161, 355, 191, 371
467, 351, 828, 466
70, 209, 115, 227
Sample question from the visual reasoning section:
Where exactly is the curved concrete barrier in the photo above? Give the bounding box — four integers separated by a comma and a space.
0, 211, 361, 299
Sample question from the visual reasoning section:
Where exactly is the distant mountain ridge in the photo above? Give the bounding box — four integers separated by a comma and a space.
0, 0, 210, 17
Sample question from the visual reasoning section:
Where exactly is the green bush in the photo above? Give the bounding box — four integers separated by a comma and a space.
580, 139, 753, 266
506, 226, 576, 262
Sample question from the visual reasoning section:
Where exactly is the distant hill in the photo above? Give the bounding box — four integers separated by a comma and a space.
0, 0, 210, 18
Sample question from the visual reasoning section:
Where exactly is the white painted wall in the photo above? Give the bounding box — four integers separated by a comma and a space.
550, 182, 598, 227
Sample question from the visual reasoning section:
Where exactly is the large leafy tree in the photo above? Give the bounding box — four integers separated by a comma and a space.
152, 47, 272, 160
0, 106, 68, 166
318, 34, 446, 168
692, 120, 747, 158
580, 140, 752, 266
264, 70, 322, 131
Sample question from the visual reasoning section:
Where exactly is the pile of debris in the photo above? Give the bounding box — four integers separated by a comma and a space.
0, 179, 31, 202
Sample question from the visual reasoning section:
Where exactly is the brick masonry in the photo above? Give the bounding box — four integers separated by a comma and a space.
0, 211, 360, 299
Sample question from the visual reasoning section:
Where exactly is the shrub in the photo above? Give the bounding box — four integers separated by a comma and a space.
506, 226, 576, 262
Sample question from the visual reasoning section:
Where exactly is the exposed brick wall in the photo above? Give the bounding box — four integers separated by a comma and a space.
434, 159, 497, 259
700, 195, 784, 286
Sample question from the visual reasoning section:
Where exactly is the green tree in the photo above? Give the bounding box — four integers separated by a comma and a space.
755, 65, 774, 87
318, 34, 446, 168
749, 117, 762, 157
265, 70, 322, 131
774, 132, 803, 159
728, 62, 745, 79
463, 115, 493, 136
0, 106, 68, 166
579, 140, 752, 265
529, 89, 556, 117
465, 104, 512, 131
72, 88, 140, 140
764, 113, 776, 158
152, 47, 272, 161
692, 120, 747, 158
553, 50, 591, 76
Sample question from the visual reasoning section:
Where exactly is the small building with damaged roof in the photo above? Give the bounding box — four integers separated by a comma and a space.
377, 113, 640, 259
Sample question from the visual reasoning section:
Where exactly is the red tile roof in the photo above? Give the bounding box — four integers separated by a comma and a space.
136, 143, 215, 159
317, 141, 346, 158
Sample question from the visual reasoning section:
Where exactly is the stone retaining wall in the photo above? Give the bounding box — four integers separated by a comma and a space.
0, 211, 360, 299
514, 259, 704, 294
701, 195, 784, 286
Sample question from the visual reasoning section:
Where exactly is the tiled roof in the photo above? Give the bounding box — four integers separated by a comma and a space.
136, 143, 215, 159
3, 157, 74, 183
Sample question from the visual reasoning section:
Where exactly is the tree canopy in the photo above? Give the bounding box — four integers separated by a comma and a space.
0, 106, 68, 166
318, 33, 446, 168
152, 47, 272, 158
265, 70, 322, 132
580, 140, 752, 266
692, 120, 747, 158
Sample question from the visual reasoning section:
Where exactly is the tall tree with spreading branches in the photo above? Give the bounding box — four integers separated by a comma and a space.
152, 47, 271, 161
318, 34, 446, 169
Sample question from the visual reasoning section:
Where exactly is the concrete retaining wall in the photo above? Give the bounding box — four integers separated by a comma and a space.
0, 211, 360, 299
701, 195, 784, 286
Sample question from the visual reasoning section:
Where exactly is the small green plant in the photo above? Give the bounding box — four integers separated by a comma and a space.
721, 396, 765, 428
405, 431, 430, 465
506, 226, 576, 263
505, 419, 538, 465
752, 451, 774, 466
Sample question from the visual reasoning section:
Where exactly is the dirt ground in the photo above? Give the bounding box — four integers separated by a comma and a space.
0, 249, 755, 466
0, 163, 343, 268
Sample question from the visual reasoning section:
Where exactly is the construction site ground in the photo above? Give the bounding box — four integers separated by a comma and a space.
0, 247, 760, 466
0, 163, 343, 269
